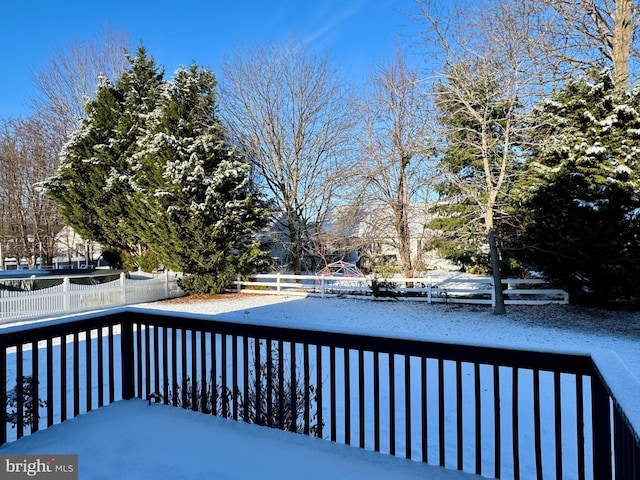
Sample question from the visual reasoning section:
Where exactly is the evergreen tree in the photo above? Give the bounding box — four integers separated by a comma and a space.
43, 45, 163, 251
43, 47, 269, 293
514, 70, 640, 305
131, 65, 270, 292
430, 60, 523, 277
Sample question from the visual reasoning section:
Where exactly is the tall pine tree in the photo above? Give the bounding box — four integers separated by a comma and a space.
130, 65, 269, 292
515, 70, 640, 305
43, 47, 269, 293
431, 59, 524, 313
44, 46, 163, 251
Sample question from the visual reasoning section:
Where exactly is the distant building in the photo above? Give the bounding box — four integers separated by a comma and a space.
260, 203, 455, 274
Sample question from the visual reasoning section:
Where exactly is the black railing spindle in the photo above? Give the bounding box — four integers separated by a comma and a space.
344, 347, 350, 445
421, 356, 428, 464
474, 362, 481, 475
243, 336, 249, 421
202, 332, 208, 414
554, 371, 563, 480
405, 354, 411, 460
16, 342, 23, 439
316, 344, 323, 438
85, 330, 91, 412
290, 342, 297, 433
46, 338, 54, 426
97, 328, 104, 408
73, 332, 79, 417
389, 352, 396, 456
31, 340, 39, 432
191, 330, 197, 412
61, 335, 67, 422
358, 349, 365, 449
533, 369, 543, 479
373, 350, 380, 452
304, 342, 310, 435
438, 358, 445, 467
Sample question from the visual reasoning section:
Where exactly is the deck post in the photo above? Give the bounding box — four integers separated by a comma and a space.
120, 313, 135, 400
591, 373, 612, 480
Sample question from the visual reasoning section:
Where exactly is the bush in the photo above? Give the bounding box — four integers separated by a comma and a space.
6, 376, 46, 429
178, 272, 235, 295
370, 277, 398, 298
166, 341, 322, 435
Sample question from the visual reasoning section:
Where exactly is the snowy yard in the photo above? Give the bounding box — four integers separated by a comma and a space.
2, 294, 639, 479
139, 294, 640, 376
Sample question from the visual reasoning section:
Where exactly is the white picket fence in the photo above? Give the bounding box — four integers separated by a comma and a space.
0, 271, 184, 325
235, 273, 569, 306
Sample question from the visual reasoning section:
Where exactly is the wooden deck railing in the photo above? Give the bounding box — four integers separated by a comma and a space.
1, 308, 638, 479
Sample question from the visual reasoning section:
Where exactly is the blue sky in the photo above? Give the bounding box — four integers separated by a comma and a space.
2, 0, 422, 119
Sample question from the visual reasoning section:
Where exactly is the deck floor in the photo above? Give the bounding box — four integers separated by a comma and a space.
0, 399, 483, 480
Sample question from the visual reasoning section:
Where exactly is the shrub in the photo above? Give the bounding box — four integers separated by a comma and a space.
6, 376, 46, 429
165, 341, 322, 435
370, 277, 398, 298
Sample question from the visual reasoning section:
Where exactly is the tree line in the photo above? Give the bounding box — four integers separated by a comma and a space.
1, 1, 639, 308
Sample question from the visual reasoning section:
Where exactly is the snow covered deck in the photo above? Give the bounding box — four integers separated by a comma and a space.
0, 399, 482, 480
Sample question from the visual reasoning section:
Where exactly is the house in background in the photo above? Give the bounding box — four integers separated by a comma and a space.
261, 203, 456, 275
52, 226, 107, 269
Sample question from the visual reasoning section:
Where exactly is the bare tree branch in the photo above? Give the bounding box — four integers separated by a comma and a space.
220, 40, 354, 273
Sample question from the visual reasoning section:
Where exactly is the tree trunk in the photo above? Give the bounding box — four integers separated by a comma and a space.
612, 0, 633, 93
287, 220, 302, 276
488, 228, 506, 315
395, 209, 414, 277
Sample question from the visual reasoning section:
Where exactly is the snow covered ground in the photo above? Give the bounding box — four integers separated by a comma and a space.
2, 294, 639, 479
138, 294, 640, 378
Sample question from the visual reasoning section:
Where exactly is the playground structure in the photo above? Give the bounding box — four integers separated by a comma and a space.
316, 260, 364, 277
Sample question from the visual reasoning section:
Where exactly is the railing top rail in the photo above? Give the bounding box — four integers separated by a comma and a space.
0, 306, 593, 375
0, 308, 128, 347
125, 308, 594, 375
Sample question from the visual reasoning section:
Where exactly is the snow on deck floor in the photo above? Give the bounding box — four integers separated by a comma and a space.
0, 399, 481, 480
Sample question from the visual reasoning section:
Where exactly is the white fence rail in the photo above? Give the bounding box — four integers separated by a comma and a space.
0, 272, 184, 325
235, 273, 569, 306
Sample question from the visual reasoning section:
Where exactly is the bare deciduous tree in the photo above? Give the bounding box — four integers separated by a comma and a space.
220, 40, 354, 274
415, 0, 536, 314
0, 118, 61, 267
354, 50, 436, 277
539, 0, 640, 92
30, 26, 131, 149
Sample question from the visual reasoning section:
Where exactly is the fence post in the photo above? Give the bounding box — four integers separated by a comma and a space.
120, 272, 126, 305
164, 270, 170, 298
237, 274, 241, 294
321, 276, 326, 298
120, 313, 135, 400
277, 272, 281, 295
491, 281, 496, 308
63, 276, 71, 312
427, 282, 432, 304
